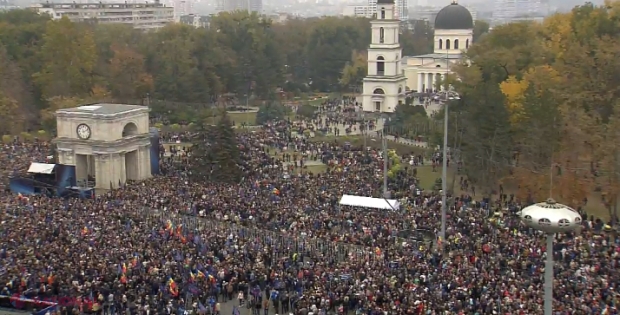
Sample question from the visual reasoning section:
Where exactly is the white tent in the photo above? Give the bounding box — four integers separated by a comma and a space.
27, 163, 56, 174
339, 194, 400, 211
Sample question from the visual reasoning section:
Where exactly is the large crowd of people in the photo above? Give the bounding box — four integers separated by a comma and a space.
0, 105, 618, 315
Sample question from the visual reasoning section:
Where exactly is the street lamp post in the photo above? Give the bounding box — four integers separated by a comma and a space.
519, 199, 581, 315
440, 49, 451, 242
439, 91, 459, 242
382, 115, 390, 198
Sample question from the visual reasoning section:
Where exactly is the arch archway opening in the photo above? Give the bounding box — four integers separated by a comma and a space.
466, 39, 469, 48
373, 88, 385, 95
454, 39, 459, 49
446, 39, 451, 50
439, 39, 443, 50
122, 122, 139, 137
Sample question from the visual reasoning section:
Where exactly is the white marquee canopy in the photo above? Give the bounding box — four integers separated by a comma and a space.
27, 163, 56, 174
339, 194, 400, 210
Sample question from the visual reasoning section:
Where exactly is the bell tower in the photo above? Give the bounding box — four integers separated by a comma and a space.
361, 0, 407, 113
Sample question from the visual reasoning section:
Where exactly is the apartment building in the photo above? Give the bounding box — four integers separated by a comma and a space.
165, 0, 193, 22
491, 0, 549, 24
342, 0, 408, 21
33, 1, 174, 30
216, 0, 262, 13
179, 13, 211, 28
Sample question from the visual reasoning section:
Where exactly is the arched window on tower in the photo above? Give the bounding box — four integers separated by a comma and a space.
381, 9, 385, 19
377, 56, 385, 76
454, 39, 459, 49
379, 27, 385, 43
439, 39, 443, 50
466, 39, 469, 48
446, 39, 451, 50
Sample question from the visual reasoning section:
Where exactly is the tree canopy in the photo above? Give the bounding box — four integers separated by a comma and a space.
0, 10, 436, 132
450, 1, 620, 215
189, 109, 242, 183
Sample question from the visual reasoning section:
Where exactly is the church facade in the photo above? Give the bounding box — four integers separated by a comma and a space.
361, 0, 407, 113
404, 1, 474, 93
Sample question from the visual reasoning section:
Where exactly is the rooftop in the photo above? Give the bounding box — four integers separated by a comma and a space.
57, 103, 148, 116
407, 53, 462, 59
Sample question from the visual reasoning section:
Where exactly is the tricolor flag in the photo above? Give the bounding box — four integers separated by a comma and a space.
168, 277, 178, 296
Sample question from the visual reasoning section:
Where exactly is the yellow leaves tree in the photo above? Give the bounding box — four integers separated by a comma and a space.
499, 76, 529, 124
34, 17, 97, 99
541, 13, 573, 60
593, 110, 620, 222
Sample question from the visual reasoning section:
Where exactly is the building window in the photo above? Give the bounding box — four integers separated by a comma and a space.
381, 9, 385, 19
454, 39, 459, 49
376, 56, 385, 76
375, 101, 381, 111
446, 39, 451, 50
373, 88, 385, 94
379, 27, 384, 43
438, 39, 443, 50
466, 39, 469, 48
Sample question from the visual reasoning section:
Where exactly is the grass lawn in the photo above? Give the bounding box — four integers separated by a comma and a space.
308, 98, 326, 106
415, 164, 464, 194
267, 148, 329, 174
227, 111, 257, 125
309, 135, 430, 157
298, 164, 329, 174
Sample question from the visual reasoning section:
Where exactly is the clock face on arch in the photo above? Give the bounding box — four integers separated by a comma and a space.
76, 124, 91, 140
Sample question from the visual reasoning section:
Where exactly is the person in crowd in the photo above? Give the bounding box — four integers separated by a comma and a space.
0, 102, 617, 315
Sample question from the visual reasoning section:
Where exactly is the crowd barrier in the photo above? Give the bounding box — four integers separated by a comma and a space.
132, 207, 384, 266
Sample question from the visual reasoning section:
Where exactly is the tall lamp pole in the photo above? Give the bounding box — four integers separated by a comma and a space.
439, 49, 459, 242
519, 199, 579, 315
440, 99, 448, 241
383, 117, 389, 198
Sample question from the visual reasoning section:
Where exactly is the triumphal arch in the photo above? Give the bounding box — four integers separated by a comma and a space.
54, 103, 152, 190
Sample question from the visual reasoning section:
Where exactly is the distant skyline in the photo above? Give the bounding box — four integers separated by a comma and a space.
3, 0, 608, 16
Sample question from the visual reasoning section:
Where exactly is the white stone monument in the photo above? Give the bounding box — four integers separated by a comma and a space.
53, 103, 152, 190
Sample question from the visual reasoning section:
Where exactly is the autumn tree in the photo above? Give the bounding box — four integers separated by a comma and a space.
34, 17, 97, 99
108, 43, 153, 100
0, 44, 34, 132
339, 50, 367, 92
